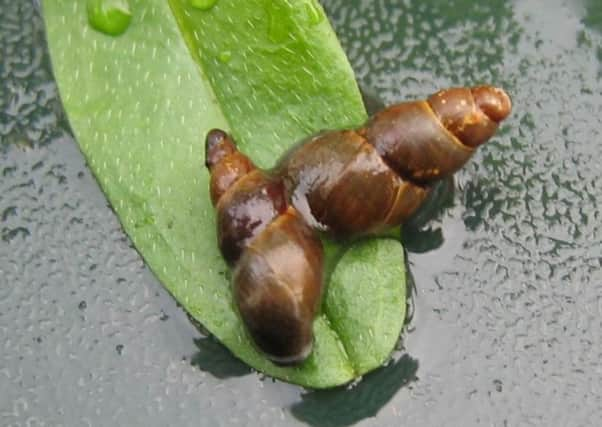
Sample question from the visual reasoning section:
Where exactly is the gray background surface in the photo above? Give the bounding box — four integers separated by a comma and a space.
1, 0, 601, 426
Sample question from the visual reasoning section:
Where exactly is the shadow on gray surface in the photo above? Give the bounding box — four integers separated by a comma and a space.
189, 336, 253, 380
360, 86, 386, 115
402, 177, 456, 253
290, 354, 418, 427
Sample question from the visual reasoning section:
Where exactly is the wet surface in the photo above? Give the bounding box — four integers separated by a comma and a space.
1, 0, 601, 426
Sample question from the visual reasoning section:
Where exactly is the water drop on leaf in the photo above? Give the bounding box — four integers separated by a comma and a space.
87, 0, 132, 36
218, 50, 232, 63
190, 0, 218, 11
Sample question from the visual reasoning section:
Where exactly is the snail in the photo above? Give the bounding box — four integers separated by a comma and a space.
205, 85, 512, 365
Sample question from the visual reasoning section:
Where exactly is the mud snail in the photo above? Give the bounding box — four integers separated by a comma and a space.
205, 85, 512, 365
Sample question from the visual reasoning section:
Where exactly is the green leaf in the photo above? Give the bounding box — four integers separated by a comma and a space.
43, 0, 407, 388
325, 239, 406, 374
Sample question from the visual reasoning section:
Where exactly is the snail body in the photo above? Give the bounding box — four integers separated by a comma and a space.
206, 130, 323, 365
205, 86, 511, 364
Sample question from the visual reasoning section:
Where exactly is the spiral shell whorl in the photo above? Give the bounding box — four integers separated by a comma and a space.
205, 130, 324, 364
204, 85, 512, 365
427, 85, 512, 149
233, 207, 323, 365
365, 85, 511, 183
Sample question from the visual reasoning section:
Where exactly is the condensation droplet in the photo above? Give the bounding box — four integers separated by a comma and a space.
190, 0, 218, 11
1, 206, 17, 221
1, 227, 30, 242
218, 50, 232, 63
87, 0, 132, 36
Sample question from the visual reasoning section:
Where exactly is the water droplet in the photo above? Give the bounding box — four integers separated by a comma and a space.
304, 1, 323, 25
218, 50, 232, 64
2, 166, 17, 177
1, 206, 17, 222
1, 226, 30, 242
87, 0, 132, 36
12, 138, 34, 150
190, 0, 218, 11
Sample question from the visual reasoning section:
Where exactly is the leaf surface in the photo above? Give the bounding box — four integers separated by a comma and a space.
43, 0, 407, 388
325, 239, 406, 374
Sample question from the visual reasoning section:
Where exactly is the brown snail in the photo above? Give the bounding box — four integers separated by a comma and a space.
205, 85, 512, 365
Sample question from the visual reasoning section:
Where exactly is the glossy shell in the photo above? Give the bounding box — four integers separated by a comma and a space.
205, 85, 511, 365
233, 208, 324, 364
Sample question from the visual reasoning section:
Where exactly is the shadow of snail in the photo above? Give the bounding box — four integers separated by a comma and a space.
205, 85, 512, 365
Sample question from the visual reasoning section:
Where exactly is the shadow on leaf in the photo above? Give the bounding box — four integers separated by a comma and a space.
290, 354, 418, 427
